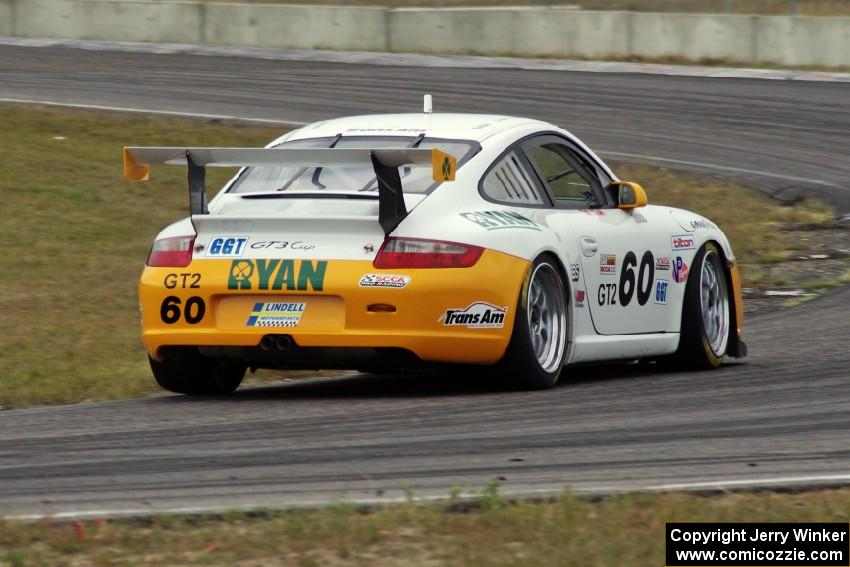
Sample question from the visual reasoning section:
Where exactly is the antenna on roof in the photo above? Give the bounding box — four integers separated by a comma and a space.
423, 94, 433, 114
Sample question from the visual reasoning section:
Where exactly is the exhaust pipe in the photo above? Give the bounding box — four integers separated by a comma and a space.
259, 335, 275, 351
275, 335, 293, 351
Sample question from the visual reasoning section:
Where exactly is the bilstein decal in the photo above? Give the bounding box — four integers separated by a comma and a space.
227, 259, 327, 291
439, 302, 507, 329
460, 210, 541, 231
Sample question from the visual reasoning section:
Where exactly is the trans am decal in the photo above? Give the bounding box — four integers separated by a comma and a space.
228, 260, 327, 291
246, 302, 306, 327
439, 302, 507, 329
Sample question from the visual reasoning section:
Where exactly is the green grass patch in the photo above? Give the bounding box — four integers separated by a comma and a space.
0, 104, 832, 408
3, 487, 850, 565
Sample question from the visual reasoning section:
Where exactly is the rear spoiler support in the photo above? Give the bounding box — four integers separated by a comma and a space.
186, 152, 209, 215
123, 146, 457, 237
370, 153, 407, 236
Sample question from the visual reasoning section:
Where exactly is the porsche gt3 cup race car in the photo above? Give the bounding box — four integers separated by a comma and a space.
125, 101, 746, 395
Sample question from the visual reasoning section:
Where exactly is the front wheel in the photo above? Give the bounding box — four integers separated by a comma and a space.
676, 242, 731, 369
498, 256, 569, 389
149, 349, 246, 395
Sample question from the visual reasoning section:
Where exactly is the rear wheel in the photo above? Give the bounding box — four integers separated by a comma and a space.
498, 256, 568, 389
149, 349, 246, 395
676, 242, 731, 369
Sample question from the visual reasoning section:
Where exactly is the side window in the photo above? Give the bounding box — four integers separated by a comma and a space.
481, 151, 546, 206
525, 141, 602, 208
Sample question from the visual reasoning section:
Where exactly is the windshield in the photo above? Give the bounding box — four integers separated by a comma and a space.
227, 136, 478, 195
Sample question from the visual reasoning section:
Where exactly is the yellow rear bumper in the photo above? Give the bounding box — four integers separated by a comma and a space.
140, 250, 531, 365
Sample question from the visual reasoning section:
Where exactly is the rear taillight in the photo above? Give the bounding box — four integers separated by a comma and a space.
373, 238, 483, 269
147, 235, 196, 267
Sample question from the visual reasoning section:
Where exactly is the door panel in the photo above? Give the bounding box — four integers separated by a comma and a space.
573, 206, 678, 335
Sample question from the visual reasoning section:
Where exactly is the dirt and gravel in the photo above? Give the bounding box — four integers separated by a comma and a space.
742, 221, 850, 315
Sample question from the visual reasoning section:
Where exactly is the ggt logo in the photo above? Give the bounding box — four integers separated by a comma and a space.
206, 236, 248, 257
655, 280, 668, 304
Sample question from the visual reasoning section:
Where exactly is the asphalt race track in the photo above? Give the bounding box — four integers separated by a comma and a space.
1, 42, 849, 215
1, 43, 849, 518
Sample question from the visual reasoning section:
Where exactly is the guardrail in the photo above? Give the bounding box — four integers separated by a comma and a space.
1, 0, 848, 67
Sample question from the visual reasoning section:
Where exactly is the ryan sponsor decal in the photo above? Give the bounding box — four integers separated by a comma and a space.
439, 302, 507, 329
227, 259, 327, 291
359, 274, 411, 288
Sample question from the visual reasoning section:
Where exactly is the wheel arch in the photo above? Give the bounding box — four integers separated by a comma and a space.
705, 239, 746, 358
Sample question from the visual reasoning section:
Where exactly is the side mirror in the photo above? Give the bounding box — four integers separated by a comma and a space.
608, 181, 648, 209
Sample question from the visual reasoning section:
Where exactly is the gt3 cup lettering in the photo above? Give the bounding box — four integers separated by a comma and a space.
227, 260, 327, 291
250, 240, 316, 251
163, 273, 201, 289
206, 237, 248, 257
160, 296, 206, 325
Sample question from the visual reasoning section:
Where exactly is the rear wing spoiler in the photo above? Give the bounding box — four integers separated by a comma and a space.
123, 146, 457, 236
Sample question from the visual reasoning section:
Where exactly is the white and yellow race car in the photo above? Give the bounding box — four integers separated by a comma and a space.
126, 104, 746, 394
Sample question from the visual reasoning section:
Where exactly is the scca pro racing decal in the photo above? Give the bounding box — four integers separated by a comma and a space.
596, 250, 656, 307
440, 302, 507, 329
673, 256, 689, 283
246, 302, 305, 327
460, 210, 541, 231
228, 260, 327, 291
671, 234, 696, 251
206, 236, 248, 257
359, 274, 411, 288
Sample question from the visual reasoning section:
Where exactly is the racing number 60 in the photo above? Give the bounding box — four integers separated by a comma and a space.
618, 251, 655, 307
160, 296, 206, 324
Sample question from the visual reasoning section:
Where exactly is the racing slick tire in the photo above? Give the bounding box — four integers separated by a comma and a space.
149, 349, 246, 395
498, 255, 568, 389
675, 242, 731, 369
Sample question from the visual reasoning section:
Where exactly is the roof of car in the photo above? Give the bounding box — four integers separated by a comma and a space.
287, 113, 553, 143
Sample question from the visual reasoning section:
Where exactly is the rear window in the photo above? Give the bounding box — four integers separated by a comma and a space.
227, 136, 478, 195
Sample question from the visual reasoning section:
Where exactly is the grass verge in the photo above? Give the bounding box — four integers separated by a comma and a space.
3, 486, 850, 566
0, 104, 832, 408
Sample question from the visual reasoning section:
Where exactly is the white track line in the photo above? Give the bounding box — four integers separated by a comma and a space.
0, 97, 307, 127
1, 97, 833, 190
599, 150, 838, 187
8, 475, 850, 521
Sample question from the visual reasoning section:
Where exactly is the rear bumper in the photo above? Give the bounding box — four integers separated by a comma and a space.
140, 250, 531, 366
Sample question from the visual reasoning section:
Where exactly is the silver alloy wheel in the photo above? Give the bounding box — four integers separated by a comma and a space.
700, 251, 730, 356
526, 262, 567, 373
